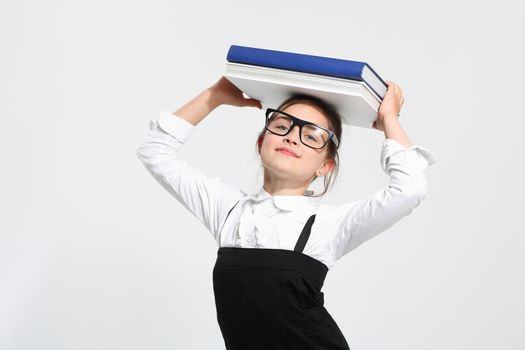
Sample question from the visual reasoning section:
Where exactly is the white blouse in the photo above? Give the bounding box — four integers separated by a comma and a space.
137, 110, 437, 270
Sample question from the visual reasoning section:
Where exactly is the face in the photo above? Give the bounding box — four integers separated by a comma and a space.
259, 103, 335, 184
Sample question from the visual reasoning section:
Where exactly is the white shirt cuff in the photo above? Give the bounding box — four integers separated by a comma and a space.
155, 110, 195, 143
380, 138, 437, 173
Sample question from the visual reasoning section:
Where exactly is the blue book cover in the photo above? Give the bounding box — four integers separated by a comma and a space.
226, 45, 387, 100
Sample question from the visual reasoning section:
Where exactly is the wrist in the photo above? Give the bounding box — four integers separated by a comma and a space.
379, 112, 399, 120
206, 86, 223, 110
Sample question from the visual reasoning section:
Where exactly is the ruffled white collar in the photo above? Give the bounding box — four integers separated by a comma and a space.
246, 187, 320, 212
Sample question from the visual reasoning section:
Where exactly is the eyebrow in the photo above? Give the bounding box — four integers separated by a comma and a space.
284, 112, 328, 129
297, 116, 330, 130
272, 108, 332, 131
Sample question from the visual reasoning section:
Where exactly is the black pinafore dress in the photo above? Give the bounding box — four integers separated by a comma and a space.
212, 214, 351, 350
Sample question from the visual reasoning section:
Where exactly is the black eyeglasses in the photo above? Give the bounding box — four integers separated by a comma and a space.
264, 108, 339, 149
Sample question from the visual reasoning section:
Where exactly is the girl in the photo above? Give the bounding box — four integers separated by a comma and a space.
137, 76, 436, 349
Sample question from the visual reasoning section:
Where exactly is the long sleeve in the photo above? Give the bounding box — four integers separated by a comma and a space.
136, 110, 245, 243
327, 138, 437, 261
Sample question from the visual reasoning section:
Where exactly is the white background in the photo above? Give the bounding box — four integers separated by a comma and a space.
1, 0, 524, 349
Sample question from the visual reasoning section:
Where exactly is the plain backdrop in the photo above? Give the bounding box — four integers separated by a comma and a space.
1, 1, 524, 349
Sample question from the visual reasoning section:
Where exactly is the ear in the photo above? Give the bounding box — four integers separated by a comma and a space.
257, 134, 265, 152
317, 159, 335, 176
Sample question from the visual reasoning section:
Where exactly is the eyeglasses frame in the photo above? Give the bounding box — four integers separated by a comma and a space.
264, 108, 340, 149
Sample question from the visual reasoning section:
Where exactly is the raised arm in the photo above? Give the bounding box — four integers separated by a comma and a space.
136, 77, 262, 242
326, 80, 437, 260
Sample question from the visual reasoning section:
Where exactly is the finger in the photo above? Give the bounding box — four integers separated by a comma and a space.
248, 99, 262, 109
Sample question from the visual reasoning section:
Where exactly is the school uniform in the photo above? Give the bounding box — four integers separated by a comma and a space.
137, 110, 437, 349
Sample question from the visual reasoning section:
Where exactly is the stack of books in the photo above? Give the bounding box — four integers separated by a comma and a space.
224, 45, 388, 129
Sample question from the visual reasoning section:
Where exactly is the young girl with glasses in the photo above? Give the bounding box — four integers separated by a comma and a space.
137, 76, 436, 350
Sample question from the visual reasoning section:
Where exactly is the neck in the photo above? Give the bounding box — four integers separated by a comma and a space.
263, 172, 312, 196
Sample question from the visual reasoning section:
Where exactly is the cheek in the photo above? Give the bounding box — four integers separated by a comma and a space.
259, 135, 285, 164
306, 152, 328, 171
260, 133, 277, 151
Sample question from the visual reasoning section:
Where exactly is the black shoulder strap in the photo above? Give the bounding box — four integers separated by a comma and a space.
219, 198, 241, 234
293, 214, 316, 253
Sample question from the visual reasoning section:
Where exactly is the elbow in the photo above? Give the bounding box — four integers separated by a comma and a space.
389, 172, 429, 208
136, 143, 148, 164
387, 175, 428, 211
135, 126, 185, 176
410, 184, 428, 207
136, 144, 146, 162
136, 142, 159, 169
395, 183, 428, 211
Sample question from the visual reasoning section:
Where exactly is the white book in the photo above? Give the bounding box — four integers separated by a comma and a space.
224, 62, 382, 129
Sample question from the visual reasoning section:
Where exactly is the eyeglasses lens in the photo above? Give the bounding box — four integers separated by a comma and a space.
267, 111, 329, 149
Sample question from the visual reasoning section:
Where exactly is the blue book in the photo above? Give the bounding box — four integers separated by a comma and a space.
227, 45, 387, 100
224, 45, 387, 128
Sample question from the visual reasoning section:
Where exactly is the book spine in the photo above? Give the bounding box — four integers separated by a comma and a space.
365, 63, 386, 86
363, 63, 387, 99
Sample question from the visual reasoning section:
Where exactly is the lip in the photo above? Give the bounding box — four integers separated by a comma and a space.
276, 147, 299, 158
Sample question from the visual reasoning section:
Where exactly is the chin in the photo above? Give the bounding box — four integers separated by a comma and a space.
265, 161, 308, 181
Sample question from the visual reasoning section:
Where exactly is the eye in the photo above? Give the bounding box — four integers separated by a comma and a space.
305, 134, 317, 141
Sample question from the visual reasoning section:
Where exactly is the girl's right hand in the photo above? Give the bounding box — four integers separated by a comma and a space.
210, 76, 263, 109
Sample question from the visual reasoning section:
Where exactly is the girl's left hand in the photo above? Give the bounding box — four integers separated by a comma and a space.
373, 80, 405, 132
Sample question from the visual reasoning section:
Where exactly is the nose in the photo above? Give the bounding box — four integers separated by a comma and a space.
283, 125, 300, 145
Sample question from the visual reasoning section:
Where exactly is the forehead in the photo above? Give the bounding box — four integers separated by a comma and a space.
281, 103, 330, 129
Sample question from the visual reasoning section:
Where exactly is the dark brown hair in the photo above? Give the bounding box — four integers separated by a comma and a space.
255, 94, 343, 197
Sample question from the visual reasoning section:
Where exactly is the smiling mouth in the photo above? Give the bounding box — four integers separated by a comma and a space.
276, 149, 298, 158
